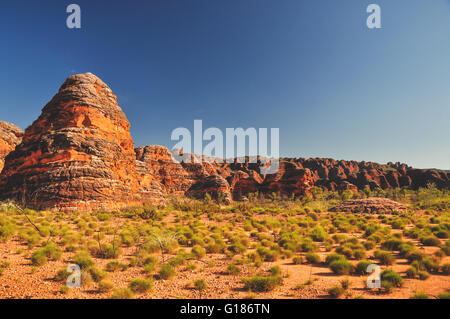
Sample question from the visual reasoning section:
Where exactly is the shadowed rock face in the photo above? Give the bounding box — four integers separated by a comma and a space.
0, 122, 23, 172
0, 73, 160, 211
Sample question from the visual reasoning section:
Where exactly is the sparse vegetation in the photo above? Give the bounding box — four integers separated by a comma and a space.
0, 187, 448, 299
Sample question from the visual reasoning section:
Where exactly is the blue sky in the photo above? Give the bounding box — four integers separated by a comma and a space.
1, 0, 449, 169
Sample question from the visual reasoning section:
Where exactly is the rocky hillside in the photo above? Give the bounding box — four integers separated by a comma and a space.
0, 73, 448, 212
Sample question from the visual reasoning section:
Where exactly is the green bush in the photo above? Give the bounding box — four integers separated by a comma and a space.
73, 252, 94, 269
406, 251, 425, 263
355, 260, 372, 275
381, 238, 404, 251
256, 247, 279, 262
159, 264, 176, 280
111, 288, 135, 299
353, 249, 366, 260
305, 253, 320, 264
269, 265, 281, 276
129, 278, 152, 293
340, 279, 350, 290
406, 267, 418, 278
106, 261, 128, 272
329, 259, 353, 275
374, 250, 395, 265
420, 236, 441, 247
410, 291, 429, 299
194, 279, 207, 291
309, 226, 328, 242
98, 280, 114, 292
328, 285, 345, 298
226, 263, 240, 275
325, 253, 345, 265
89, 267, 107, 282
191, 245, 206, 260
54, 268, 70, 282
31, 251, 47, 266
438, 292, 450, 299
381, 269, 403, 288
31, 242, 62, 266
292, 256, 303, 265
242, 275, 282, 292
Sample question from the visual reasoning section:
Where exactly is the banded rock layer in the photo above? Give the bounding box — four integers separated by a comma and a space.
0, 73, 156, 211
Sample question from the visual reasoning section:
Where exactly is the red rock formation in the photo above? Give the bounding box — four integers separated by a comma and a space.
0, 73, 447, 212
300, 158, 449, 191
258, 161, 314, 198
0, 122, 23, 172
135, 145, 192, 194
186, 174, 232, 204
331, 197, 407, 214
0, 73, 160, 212
228, 170, 261, 200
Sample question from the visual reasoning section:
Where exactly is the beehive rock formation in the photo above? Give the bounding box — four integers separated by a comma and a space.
0, 122, 23, 172
0, 73, 159, 212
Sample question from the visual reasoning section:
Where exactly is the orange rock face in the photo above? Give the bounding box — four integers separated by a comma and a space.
135, 145, 192, 195
0, 73, 160, 212
0, 122, 23, 172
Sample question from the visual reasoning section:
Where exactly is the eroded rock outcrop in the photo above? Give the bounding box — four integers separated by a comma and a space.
0, 73, 161, 212
186, 174, 232, 204
300, 158, 449, 192
331, 197, 407, 214
0, 122, 23, 172
135, 145, 192, 194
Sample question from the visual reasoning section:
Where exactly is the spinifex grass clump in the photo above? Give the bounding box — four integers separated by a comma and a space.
329, 258, 353, 275
129, 278, 152, 293
381, 269, 403, 292
242, 275, 283, 292
31, 242, 62, 266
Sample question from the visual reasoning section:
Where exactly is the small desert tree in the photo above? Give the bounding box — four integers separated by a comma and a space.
147, 229, 178, 264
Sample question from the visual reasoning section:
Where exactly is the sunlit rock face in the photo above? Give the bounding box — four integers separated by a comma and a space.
0, 73, 161, 212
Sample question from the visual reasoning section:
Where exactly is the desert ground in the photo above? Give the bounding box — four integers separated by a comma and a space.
0, 186, 449, 299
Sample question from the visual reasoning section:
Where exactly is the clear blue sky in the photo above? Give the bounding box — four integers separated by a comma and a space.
1, 0, 449, 169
